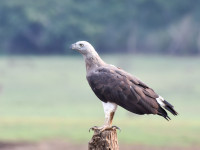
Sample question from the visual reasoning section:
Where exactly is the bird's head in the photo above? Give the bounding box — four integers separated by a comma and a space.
70, 41, 96, 56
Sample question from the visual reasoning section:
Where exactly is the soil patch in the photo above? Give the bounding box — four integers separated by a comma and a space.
0, 140, 199, 150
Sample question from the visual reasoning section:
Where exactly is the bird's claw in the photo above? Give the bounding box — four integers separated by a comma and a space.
112, 125, 121, 132
89, 126, 98, 132
89, 125, 121, 133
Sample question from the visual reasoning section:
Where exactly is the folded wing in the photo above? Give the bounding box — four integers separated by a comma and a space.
87, 66, 176, 120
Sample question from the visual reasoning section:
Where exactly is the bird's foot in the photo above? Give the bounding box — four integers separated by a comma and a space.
89, 125, 110, 133
89, 126, 99, 132
89, 125, 121, 134
112, 125, 121, 132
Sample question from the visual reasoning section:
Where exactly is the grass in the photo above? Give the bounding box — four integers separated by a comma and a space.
0, 55, 200, 147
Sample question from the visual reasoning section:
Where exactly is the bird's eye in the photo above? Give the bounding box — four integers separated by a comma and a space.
79, 44, 84, 47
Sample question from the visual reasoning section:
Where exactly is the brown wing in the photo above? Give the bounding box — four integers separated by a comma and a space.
87, 66, 169, 118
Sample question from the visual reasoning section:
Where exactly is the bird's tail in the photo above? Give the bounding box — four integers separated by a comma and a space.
156, 96, 178, 120
163, 100, 178, 116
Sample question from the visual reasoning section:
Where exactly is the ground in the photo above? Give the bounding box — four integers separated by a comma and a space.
0, 140, 199, 150
0, 55, 200, 149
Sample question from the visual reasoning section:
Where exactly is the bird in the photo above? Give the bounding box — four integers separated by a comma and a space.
70, 41, 178, 132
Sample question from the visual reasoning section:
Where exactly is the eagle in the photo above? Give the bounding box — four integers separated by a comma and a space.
70, 41, 178, 132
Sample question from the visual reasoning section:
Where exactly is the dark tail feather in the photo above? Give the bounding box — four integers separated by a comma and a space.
163, 100, 178, 116
158, 107, 171, 121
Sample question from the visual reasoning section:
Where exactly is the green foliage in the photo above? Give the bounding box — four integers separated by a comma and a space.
0, 0, 200, 54
0, 55, 200, 146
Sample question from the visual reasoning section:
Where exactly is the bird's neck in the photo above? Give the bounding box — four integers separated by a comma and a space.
83, 52, 105, 72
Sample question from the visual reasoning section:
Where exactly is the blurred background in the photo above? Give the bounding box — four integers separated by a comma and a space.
0, 0, 200, 150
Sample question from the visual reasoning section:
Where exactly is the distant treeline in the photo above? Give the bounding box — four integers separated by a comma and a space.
0, 0, 200, 55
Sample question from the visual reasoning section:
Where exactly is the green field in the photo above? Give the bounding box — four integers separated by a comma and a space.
0, 55, 200, 147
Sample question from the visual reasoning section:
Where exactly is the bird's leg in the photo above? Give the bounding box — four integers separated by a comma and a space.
89, 111, 114, 133
89, 102, 120, 133
103, 111, 115, 128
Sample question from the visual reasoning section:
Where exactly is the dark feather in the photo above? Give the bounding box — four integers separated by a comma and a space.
87, 65, 178, 120
163, 100, 178, 115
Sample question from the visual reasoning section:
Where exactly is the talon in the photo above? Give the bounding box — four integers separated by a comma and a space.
99, 127, 107, 133
99, 126, 114, 133
89, 125, 120, 134
89, 126, 98, 132
112, 125, 121, 132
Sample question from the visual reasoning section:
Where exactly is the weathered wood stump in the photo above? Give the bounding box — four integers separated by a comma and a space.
88, 128, 119, 150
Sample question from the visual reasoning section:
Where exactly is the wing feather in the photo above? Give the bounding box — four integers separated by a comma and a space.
87, 66, 165, 116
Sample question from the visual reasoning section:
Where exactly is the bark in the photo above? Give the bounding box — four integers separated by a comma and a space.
88, 128, 119, 150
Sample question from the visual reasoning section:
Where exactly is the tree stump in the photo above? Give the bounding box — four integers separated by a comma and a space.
88, 128, 119, 150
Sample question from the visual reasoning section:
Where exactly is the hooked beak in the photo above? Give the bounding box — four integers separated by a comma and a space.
70, 43, 76, 50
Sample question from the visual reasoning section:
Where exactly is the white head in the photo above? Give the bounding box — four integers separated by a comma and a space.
70, 41, 98, 56
70, 41, 105, 69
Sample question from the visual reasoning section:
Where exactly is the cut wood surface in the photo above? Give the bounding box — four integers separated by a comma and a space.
88, 128, 119, 150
